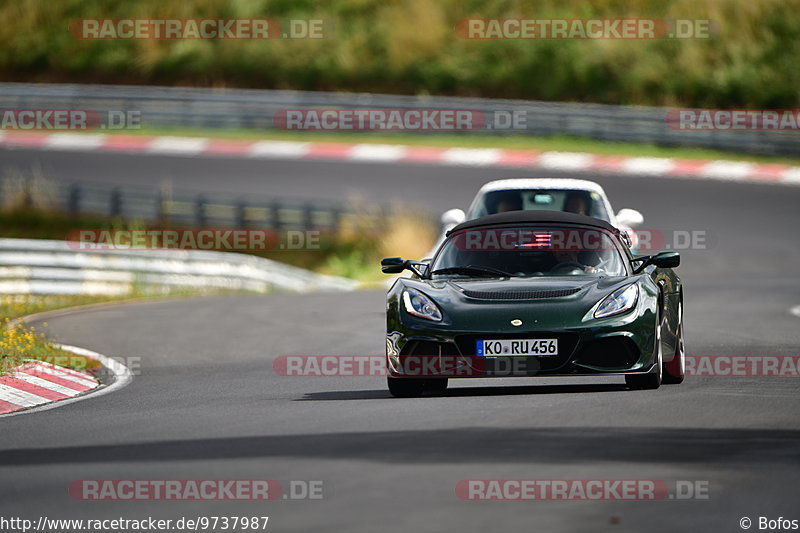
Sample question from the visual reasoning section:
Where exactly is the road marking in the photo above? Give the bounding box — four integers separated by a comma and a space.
27, 363, 97, 387
11, 373, 85, 397
348, 143, 407, 162
538, 151, 594, 171
0, 344, 132, 418
147, 136, 209, 155
442, 148, 502, 166
700, 161, 755, 181
0, 383, 50, 407
6, 131, 800, 186
621, 157, 675, 175
248, 140, 310, 158
790, 305, 800, 318
45, 133, 106, 150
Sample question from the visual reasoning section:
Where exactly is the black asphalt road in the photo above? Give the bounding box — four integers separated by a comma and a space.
2, 148, 800, 532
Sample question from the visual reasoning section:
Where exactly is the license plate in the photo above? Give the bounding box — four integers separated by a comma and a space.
477, 338, 558, 357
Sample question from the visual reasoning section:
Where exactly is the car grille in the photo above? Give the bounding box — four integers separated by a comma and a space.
573, 337, 641, 369
460, 287, 580, 300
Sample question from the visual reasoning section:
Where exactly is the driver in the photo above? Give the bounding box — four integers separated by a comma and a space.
551, 249, 598, 274
564, 192, 589, 216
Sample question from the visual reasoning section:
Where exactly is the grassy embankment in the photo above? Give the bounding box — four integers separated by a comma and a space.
1, 0, 798, 108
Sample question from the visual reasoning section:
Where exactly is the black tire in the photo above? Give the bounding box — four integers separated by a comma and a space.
663, 300, 685, 385
387, 377, 425, 398
626, 307, 663, 390
426, 378, 449, 394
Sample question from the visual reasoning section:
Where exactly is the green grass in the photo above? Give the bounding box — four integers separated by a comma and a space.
0, 314, 94, 374
1, 0, 799, 109
86, 126, 800, 166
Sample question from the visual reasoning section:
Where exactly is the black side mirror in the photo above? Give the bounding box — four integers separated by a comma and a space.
633, 251, 680, 274
381, 257, 426, 277
652, 251, 680, 269
381, 257, 405, 274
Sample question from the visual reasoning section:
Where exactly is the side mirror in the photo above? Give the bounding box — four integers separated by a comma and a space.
652, 251, 680, 269
381, 257, 425, 277
616, 208, 644, 228
441, 208, 466, 227
381, 257, 405, 274
632, 251, 680, 273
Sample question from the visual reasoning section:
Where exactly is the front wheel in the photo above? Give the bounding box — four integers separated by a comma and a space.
663, 301, 685, 384
387, 378, 425, 397
426, 378, 448, 394
626, 307, 663, 390
387, 377, 449, 397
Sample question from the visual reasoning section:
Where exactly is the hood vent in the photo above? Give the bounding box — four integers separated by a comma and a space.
461, 287, 581, 300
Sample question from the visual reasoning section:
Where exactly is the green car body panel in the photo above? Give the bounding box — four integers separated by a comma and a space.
383, 211, 682, 382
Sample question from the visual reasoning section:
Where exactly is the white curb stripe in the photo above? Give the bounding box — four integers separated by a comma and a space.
28, 362, 97, 386
248, 141, 310, 158
348, 144, 408, 162
0, 383, 50, 407
781, 168, 800, 185
442, 148, 502, 166
621, 157, 675, 175
11, 372, 84, 396
0, 345, 131, 418
4, 132, 800, 187
538, 151, 595, 171
147, 136, 209, 155
45, 134, 106, 150
701, 161, 756, 181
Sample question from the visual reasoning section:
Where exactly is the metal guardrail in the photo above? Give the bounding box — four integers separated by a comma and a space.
0, 82, 797, 156
0, 176, 386, 232
0, 238, 358, 295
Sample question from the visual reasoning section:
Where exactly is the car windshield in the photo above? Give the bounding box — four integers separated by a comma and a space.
430, 225, 627, 278
468, 189, 611, 221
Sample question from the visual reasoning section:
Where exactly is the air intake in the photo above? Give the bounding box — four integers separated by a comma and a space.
461, 288, 580, 300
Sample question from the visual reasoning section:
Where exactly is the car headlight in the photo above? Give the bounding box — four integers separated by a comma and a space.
402, 288, 442, 321
594, 284, 638, 319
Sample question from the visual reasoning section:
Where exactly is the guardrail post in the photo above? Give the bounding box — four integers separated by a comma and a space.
235, 199, 247, 228
155, 190, 165, 223
329, 207, 341, 234
110, 188, 122, 217
68, 184, 81, 216
195, 195, 207, 227
22, 180, 32, 209
302, 204, 314, 232
269, 201, 281, 230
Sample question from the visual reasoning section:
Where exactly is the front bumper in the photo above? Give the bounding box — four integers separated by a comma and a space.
386, 316, 657, 379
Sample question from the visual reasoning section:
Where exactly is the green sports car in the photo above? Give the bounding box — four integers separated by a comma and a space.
381, 210, 684, 397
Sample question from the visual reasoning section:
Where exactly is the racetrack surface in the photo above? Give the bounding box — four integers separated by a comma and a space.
2, 148, 800, 532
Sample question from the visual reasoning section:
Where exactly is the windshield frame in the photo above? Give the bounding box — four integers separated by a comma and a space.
428, 223, 631, 279
466, 188, 613, 223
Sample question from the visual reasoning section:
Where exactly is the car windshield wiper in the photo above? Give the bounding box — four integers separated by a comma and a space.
431, 265, 512, 278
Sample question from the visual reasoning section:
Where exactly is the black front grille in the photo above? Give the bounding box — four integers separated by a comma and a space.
461, 288, 580, 300
573, 337, 641, 369
400, 340, 460, 356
